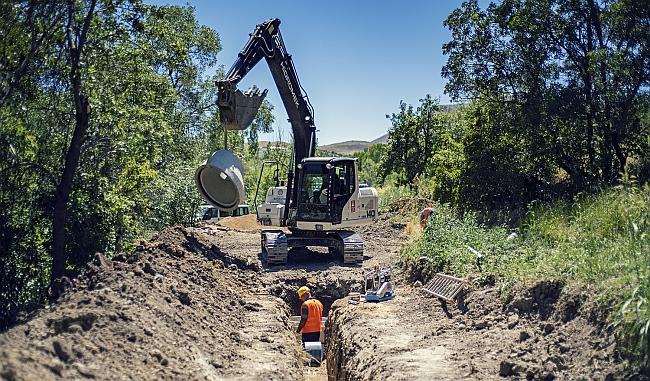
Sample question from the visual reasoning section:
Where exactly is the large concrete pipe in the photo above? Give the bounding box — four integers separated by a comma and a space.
195, 150, 245, 212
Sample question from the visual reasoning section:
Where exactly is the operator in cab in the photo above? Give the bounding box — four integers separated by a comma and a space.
296, 286, 323, 343
317, 176, 329, 204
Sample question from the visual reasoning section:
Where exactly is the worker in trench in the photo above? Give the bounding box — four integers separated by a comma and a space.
420, 206, 435, 229
296, 286, 323, 344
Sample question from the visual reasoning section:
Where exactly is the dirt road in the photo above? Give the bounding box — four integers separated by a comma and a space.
0, 214, 643, 380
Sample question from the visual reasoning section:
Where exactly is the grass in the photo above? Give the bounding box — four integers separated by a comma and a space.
397, 183, 650, 368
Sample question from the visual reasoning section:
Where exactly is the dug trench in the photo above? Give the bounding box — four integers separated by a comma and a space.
0, 214, 643, 380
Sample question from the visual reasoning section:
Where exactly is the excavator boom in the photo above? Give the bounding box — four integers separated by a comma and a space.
216, 18, 316, 169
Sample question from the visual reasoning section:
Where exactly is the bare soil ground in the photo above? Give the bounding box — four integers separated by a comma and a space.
1, 213, 646, 380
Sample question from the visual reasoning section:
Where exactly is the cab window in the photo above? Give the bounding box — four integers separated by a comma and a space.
299, 163, 329, 221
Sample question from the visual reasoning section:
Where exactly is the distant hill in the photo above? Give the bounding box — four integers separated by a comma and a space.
319, 134, 388, 156
370, 134, 389, 144
256, 134, 388, 156
319, 104, 459, 155
256, 104, 459, 156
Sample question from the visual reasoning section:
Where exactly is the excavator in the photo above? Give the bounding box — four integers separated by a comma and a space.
195, 18, 378, 265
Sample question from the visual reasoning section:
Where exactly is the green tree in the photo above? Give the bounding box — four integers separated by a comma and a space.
381, 95, 448, 187
442, 0, 650, 190
426, 106, 465, 205
353, 143, 387, 187
0, 0, 222, 325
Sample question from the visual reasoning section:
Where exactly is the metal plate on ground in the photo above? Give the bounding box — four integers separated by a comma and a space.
422, 273, 467, 303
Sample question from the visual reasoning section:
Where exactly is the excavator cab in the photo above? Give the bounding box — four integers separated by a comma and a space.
296, 157, 355, 225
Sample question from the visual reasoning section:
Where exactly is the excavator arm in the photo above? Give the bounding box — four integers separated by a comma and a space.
217, 18, 316, 168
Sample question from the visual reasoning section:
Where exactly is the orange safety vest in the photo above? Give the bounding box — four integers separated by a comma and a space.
300, 298, 323, 333
420, 207, 434, 228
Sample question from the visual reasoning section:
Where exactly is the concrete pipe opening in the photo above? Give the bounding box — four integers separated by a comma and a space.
195, 150, 245, 212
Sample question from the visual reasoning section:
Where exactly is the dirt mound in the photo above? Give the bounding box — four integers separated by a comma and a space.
217, 214, 262, 231
0, 226, 303, 381
326, 284, 628, 380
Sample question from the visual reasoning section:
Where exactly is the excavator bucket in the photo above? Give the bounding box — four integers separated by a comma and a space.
217, 81, 268, 131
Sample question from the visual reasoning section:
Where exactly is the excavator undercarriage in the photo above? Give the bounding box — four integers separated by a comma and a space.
261, 229, 364, 265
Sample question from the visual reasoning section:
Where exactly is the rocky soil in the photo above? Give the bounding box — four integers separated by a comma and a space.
1, 213, 646, 380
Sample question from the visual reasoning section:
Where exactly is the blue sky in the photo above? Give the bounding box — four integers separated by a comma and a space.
146, 1, 469, 145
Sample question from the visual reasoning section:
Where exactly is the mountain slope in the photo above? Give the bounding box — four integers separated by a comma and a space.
319, 133, 388, 156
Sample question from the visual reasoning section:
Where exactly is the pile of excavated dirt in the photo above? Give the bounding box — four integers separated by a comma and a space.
0, 226, 305, 380
326, 281, 642, 380
1, 213, 647, 380
216, 214, 263, 231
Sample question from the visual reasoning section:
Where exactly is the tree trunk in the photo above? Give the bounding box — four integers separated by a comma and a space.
51, 96, 90, 282
51, 0, 96, 292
